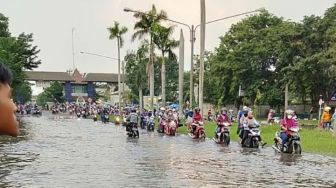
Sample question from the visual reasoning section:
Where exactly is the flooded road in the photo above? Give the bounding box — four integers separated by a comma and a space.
1, 114, 335, 187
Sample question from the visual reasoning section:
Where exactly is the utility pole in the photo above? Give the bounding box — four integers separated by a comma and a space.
72, 28, 75, 71
190, 25, 195, 109
199, 0, 206, 115
284, 83, 288, 118
179, 29, 185, 117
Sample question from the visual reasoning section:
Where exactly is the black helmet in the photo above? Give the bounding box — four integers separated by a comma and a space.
194, 107, 200, 113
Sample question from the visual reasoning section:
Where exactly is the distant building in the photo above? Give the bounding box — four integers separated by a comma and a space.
24, 69, 129, 103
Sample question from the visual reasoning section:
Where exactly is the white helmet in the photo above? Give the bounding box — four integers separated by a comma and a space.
285, 109, 294, 119
243, 106, 249, 111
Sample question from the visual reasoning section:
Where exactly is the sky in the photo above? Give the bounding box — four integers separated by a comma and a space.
0, 0, 335, 74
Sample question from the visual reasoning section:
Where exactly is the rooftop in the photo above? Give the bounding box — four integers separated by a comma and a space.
83, 73, 121, 83
25, 71, 75, 82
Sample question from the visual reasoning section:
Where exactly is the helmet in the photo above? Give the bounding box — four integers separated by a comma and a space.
160, 107, 165, 111
221, 107, 227, 114
324, 106, 331, 112
243, 106, 249, 111
131, 109, 136, 113
285, 109, 294, 119
194, 107, 200, 113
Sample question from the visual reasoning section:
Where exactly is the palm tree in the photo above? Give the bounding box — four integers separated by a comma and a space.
153, 25, 179, 106
107, 21, 128, 111
132, 4, 167, 110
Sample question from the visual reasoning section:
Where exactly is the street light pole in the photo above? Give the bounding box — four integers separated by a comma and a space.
124, 7, 263, 111
190, 25, 195, 108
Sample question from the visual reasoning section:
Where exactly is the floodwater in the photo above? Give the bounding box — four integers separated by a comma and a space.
0, 113, 335, 188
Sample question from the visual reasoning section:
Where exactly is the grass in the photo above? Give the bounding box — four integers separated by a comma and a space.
107, 115, 336, 157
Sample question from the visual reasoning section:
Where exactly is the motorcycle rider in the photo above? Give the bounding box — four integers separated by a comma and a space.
215, 108, 231, 140
238, 106, 249, 137
241, 110, 265, 147
126, 108, 138, 134
191, 107, 203, 134
280, 109, 298, 149
147, 110, 154, 121
172, 109, 179, 124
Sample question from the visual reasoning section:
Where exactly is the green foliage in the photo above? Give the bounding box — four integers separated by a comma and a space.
36, 81, 65, 105
12, 81, 32, 103
0, 13, 40, 103
204, 5, 336, 109
107, 21, 128, 47
125, 43, 149, 102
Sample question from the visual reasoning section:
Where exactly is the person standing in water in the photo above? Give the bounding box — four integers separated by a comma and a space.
0, 63, 19, 137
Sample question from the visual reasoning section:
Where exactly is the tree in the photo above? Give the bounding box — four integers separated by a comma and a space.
13, 81, 32, 104
125, 43, 149, 112
0, 13, 41, 103
107, 21, 128, 110
0, 13, 10, 37
132, 4, 168, 110
36, 81, 65, 105
206, 10, 293, 109
153, 24, 179, 105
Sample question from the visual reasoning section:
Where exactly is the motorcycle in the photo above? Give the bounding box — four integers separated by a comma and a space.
101, 113, 109, 123
146, 117, 155, 131
189, 121, 206, 140
158, 119, 167, 133
31, 108, 42, 116
273, 127, 301, 154
140, 115, 147, 129
242, 125, 262, 148
164, 120, 177, 136
127, 122, 139, 138
214, 122, 230, 145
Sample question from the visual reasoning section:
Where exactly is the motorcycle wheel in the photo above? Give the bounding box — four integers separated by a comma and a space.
293, 143, 301, 154
200, 131, 206, 140
224, 135, 230, 145
252, 139, 259, 148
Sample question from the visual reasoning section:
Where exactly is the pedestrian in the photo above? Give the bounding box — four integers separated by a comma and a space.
309, 107, 314, 120
0, 63, 19, 137
322, 106, 331, 130
267, 109, 274, 125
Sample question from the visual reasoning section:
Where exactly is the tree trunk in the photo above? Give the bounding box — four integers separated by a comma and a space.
117, 38, 121, 113
161, 52, 166, 107
122, 54, 125, 107
149, 37, 155, 110
139, 85, 143, 114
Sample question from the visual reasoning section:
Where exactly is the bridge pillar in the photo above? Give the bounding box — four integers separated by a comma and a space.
64, 81, 72, 102
87, 82, 95, 100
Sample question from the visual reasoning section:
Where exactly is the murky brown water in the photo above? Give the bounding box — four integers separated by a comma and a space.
0, 113, 335, 187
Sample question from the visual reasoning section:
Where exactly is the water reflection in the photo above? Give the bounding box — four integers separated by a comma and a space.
0, 113, 335, 187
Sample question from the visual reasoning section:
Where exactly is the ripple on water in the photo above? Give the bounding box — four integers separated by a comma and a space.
0, 114, 335, 187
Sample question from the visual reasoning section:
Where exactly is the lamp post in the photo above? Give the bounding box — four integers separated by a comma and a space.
80, 51, 122, 112
124, 7, 263, 111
